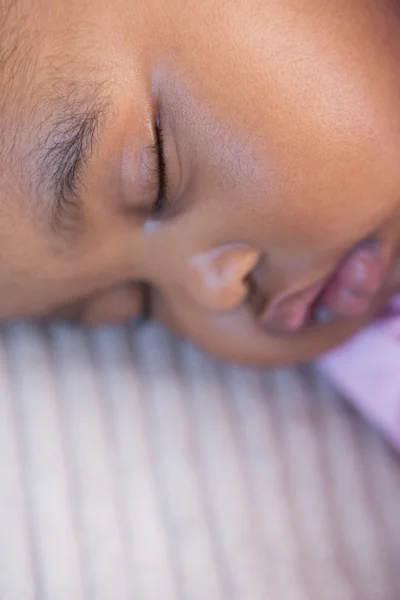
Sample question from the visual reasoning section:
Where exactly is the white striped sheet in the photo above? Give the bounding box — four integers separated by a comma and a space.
89, 326, 180, 600
0, 321, 399, 600
222, 364, 314, 600
50, 326, 132, 600
0, 331, 36, 600
132, 325, 225, 600
357, 418, 400, 596
270, 367, 354, 600
179, 341, 268, 600
6, 324, 85, 600
313, 372, 393, 600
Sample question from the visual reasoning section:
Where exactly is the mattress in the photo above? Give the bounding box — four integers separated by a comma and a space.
0, 321, 399, 600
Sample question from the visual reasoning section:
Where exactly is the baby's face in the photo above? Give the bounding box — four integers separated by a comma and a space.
2, 0, 400, 364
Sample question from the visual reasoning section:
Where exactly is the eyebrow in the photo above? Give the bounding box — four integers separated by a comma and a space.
35, 86, 110, 234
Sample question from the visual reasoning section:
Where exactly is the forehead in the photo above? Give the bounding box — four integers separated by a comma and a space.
1, 0, 398, 204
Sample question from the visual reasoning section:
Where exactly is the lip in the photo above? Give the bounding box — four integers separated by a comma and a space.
257, 276, 329, 333
258, 239, 394, 334
315, 239, 393, 321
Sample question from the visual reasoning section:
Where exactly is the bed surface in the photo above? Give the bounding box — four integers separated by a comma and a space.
0, 322, 399, 600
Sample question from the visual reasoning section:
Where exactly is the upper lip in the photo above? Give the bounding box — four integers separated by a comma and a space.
256, 275, 330, 334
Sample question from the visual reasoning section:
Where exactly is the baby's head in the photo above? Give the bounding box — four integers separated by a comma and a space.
2, 0, 400, 364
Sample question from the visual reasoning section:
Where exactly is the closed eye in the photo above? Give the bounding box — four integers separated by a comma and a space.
153, 116, 170, 216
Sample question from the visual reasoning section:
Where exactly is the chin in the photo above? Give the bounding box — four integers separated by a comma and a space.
166, 306, 371, 367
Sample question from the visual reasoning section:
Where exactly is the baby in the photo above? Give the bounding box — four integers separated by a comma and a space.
2, 0, 400, 365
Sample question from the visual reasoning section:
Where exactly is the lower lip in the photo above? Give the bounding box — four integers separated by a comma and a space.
313, 240, 392, 323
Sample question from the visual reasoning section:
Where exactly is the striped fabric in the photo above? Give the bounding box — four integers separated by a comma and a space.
0, 322, 399, 600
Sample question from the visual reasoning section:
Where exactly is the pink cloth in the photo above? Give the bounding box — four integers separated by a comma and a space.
318, 295, 400, 451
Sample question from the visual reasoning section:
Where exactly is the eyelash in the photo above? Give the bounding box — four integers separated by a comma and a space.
153, 116, 169, 216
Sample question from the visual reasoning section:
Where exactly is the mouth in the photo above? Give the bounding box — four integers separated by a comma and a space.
257, 238, 394, 334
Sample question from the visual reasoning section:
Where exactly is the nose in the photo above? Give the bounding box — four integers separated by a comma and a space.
183, 244, 261, 311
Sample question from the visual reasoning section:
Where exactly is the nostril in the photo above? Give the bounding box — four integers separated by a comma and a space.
246, 271, 268, 316
141, 283, 153, 320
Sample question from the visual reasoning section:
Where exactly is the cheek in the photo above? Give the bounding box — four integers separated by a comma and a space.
248, 71, 400, 259
248, 139, 400, 269
81, 284, 145, 325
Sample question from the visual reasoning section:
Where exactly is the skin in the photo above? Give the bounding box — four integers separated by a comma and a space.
2, 0, 400, 365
